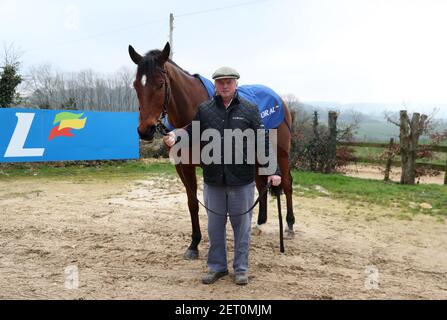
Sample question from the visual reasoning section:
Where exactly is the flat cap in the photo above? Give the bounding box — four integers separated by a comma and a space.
212, 66, 240, 80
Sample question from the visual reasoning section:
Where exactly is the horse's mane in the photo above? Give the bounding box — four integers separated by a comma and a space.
138, 49, 192, 79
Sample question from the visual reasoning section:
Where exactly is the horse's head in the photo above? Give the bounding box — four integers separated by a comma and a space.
129, 42, 171, 142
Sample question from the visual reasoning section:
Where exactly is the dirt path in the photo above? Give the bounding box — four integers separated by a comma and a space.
344, 163, 446, 185
0, 175, 446, 300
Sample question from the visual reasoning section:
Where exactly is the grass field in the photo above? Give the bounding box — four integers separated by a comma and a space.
1, 160, 445, 216
352, 146, 447, 166
0, 160, 178, 179
293, 171, 447, 217
353, 120, 447, 143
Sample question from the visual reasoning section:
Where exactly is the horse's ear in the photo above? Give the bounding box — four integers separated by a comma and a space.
157, 42, 171, 65
129, 45, 142, 65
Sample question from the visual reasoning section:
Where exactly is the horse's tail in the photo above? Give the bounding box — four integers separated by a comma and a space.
281, 98, 293, 134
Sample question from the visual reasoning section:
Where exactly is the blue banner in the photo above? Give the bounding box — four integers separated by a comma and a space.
0, 108, 139, 163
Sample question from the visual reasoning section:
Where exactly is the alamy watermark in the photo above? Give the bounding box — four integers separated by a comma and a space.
65, 265, 79, 290
168, 121, 278, 176
64, 5, 80, 31
364, 265, 380, 290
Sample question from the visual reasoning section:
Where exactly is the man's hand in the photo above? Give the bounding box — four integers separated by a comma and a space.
267, 175, 281, 187
163, 131, 176, 147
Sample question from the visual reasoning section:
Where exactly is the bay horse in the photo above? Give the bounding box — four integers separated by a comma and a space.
128, 42, 295, 259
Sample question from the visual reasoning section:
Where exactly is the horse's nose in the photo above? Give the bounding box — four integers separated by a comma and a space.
137, 125, 156, 141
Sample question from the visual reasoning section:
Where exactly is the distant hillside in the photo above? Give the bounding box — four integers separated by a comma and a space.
296, 101, 447, 142
353, 121, 399, 142
305, 101, 447, 120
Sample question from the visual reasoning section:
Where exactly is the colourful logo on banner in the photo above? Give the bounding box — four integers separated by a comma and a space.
48, 112, 87, 141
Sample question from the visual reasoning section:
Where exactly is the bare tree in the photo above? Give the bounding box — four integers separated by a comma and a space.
399, 111, 429, 184
282, 94, 312, 128
24, 64, 137, 111
336, 109, 361, 142
387, 110, 429, 184
2, 42, 23, 67
26, 64, 60, 108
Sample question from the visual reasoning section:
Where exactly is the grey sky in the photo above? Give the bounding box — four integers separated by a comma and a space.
2, 0, 447, 114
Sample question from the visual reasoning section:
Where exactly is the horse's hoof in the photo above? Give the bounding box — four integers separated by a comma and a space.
286, 228, 295, 239
184, 249, 199, 260
252, 224, 263, 236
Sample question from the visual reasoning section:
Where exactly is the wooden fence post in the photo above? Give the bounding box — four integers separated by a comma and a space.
444, 158, 447, 185
328, 111, 338, 173
384, 138, 395, 182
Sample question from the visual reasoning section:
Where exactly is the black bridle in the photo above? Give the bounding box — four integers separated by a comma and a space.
154, 69, 171, 137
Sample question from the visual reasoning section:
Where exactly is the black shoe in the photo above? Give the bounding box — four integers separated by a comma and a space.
234, 273, 249, 285
201, 271, 229, 284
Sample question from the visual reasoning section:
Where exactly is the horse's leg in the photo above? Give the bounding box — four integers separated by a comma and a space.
278, 153, 295, 237
254, 173, 268, 234
176, 164, 201, 260
275, 102, 295, 237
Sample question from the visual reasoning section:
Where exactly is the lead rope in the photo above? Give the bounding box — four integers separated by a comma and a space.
196, 181, 272, 218
191, 180, 285, 253
273, 186, 285, 253
153, 75, 284, 253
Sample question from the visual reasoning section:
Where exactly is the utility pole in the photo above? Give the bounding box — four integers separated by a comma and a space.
169, 13, 174, 60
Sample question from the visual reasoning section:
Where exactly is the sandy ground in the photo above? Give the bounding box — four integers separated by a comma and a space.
344, 163, 446, 185
0, 172, 446, 300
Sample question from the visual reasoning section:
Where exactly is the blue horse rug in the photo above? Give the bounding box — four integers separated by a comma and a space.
162, 74, 285, 131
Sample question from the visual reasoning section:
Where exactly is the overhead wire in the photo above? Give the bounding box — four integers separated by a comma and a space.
25, 0, 272, 52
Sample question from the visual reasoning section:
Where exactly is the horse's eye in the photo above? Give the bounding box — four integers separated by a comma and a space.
158, 82, 164, 90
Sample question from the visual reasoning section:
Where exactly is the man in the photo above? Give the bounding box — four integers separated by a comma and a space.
163, 67, 281, 285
